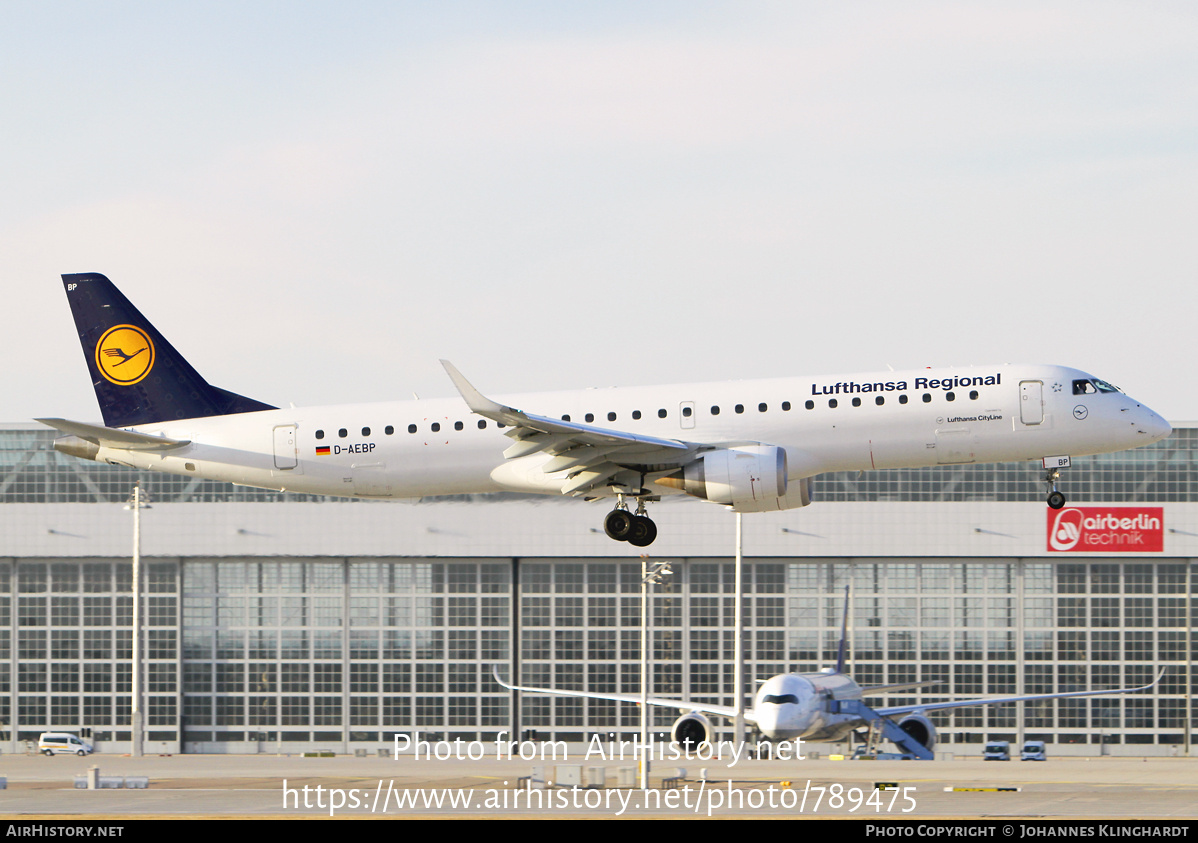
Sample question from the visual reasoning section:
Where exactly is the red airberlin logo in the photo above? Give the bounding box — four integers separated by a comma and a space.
1047, 507, 1163, 552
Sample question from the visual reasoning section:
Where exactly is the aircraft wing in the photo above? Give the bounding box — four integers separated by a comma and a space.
875, 669, 1165, 717
442, 361, 708, 495
36, 418, 191, 451
860, 680, 943, 695
493, 667, 753, 724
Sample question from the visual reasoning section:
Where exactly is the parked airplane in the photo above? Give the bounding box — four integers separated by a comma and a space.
41, 273, 1170, 545
493, 594, 1166, 759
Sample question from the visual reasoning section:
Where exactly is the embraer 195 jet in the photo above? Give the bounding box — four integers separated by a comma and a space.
41, 273, 1170, 545
495, 594, 1165, 759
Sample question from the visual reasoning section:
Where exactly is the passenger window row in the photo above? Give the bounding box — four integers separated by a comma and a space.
561, 408, 670, 423
314, 419, 503, 439
312, 389, 985, 439
804, 390, 981, 410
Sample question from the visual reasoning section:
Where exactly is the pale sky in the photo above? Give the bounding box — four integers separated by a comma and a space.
6, 1, 1197, 424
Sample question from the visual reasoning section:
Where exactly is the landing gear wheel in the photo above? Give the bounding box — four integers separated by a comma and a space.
627, 515, 658, 547
604, 486, 659, 544
604, 509, 634, 541
1042, 463, 1067, 511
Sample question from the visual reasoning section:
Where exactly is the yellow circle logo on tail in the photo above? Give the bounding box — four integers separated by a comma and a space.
95, 325, 155, 385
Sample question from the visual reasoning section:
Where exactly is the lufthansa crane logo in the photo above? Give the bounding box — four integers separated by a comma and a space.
95, 325, 155, 385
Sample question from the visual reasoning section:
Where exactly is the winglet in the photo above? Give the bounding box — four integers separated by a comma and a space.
440, 360, 523, 422
1142, 667, 1168, 692
492, 665, 514, 691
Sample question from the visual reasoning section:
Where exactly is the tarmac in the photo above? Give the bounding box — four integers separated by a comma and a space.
2, 749, 1198, 820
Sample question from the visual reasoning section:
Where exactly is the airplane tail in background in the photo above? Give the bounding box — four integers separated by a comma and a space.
834, 585, 850, 674
61, 273, 276, 427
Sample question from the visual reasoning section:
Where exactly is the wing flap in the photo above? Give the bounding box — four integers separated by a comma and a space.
503, 434, 577, 460
543, 444, 633, 474
561, 465, 624, 495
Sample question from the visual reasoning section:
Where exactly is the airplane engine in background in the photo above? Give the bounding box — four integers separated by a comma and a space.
897, 714, 936, 752
671, 711, 714, 748
657, 445, 810, 512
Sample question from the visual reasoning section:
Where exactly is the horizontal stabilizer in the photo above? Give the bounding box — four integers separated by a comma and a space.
36, 418, 191, 451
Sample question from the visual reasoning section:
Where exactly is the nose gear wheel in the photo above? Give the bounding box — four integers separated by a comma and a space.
1044, 467, 1066, 509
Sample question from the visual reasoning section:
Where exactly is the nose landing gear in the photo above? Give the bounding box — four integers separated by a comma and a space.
603, 496, 658, 547
1043, 456, 1070, 509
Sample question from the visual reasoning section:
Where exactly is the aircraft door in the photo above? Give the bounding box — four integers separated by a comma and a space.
1020, 380, 1044, 425
679, 402, 696, 429
273, 424, 298, 469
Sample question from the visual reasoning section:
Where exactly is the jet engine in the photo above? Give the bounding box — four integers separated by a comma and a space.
657, 445, 810, 513
671, 712, 714, 748
897, 714, 936, 752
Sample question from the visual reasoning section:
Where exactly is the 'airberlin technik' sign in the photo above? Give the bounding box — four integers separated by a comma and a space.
1047, 507, 1164, 552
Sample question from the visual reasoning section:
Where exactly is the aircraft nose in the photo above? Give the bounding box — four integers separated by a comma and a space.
1141, 407, 1172, 443
756, 707, 778, 736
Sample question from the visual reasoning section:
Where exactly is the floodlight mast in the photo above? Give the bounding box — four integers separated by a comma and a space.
124, 483, 150, 758
734, 513, 744, 748
640, 557, 671, 789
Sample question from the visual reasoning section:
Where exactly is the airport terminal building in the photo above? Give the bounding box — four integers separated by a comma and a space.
1, 422, 1195, 756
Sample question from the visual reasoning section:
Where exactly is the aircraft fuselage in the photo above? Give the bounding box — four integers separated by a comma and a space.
81, 363, 1169, 502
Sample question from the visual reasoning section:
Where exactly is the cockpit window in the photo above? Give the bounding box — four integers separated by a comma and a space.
762, 694, 799, 705
1074, 379, 1120, 395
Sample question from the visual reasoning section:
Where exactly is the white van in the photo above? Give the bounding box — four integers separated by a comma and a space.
982, 740, 1010, 761
38, 732, 94, 756
1021, 741, 1047, 761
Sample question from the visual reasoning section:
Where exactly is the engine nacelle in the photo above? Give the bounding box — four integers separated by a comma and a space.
658, 445, 809, 513
671, 711, 714, 749
897, 714, 936, 752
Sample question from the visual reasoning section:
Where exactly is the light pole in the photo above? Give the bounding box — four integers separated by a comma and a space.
640, 556, 672, 790
1187, 559, 1192, 756
124, 483, 151, 757
733, 513, 744, 748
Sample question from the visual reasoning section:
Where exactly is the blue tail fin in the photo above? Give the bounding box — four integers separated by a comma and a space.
834, 584, 850, 673
62, 273, 276, 427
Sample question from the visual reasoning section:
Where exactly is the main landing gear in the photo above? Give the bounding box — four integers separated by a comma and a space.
604, 496, 658, 547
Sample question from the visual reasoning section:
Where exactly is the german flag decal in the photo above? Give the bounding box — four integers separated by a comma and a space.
315, 446, 331, 456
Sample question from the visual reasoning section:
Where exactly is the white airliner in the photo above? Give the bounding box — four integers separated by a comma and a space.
495, 595, 1166, 759
41, 273, 1171, 545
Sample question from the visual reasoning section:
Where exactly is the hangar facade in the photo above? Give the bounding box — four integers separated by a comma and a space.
1, 422, 1194, 756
